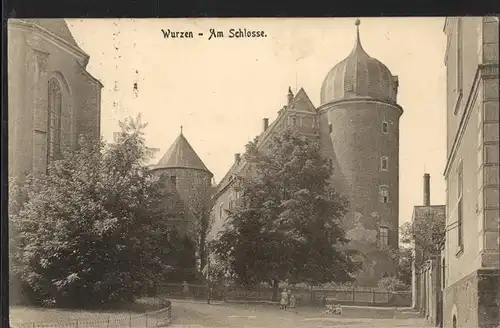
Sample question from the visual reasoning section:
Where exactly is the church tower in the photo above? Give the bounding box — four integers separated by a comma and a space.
318, 20, 403, 285
150, 127, 213, 236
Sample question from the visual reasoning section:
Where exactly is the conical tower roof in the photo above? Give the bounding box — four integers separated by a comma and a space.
156, 129, 212, 175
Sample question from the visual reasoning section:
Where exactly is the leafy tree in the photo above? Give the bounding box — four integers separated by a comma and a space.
400, 217, 445, 271
9, 115, 185, 307
212, 128, 357, 300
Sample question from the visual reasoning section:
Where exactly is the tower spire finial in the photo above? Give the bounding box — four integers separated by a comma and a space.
355, 18, 361, 42
180, 125, 183, 134
350, 18, 366, 55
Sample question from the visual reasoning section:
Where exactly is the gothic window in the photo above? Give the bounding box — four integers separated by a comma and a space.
379, 185, 389, 204
378, 227, 389, 246
381, 156, 388, 171
170, 175, 177, 187
382, 121, 388, 134
292, 117, 297, 127
47, 78, 63, 169
228, 195, 233, 210
457, 161, 464, 249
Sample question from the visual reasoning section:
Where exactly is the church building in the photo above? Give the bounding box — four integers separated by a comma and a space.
211, 20, 404, 286
8, 19, 103, 179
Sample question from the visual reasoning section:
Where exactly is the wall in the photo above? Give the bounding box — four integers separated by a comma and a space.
152, 167, 212, 232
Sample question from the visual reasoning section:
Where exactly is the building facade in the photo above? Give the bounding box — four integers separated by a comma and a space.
442, 17, 499, 328
8, 19, 103, 179
211, 20, 403, 286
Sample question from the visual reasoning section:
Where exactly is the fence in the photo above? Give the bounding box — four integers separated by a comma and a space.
10, 297, 172, 328
157, 283, 412, 307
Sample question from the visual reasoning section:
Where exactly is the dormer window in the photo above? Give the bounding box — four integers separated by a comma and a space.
382, 121, 388, 134
381, 157, 388, 171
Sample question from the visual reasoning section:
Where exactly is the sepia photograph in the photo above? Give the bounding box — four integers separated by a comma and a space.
6, 17, 499, 328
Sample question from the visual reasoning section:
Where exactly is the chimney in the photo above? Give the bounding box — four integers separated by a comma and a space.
263, 118, 269, 132
235, 153, 241, 164
423, 173, 430, 206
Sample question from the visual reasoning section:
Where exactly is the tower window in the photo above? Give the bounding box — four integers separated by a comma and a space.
382, 121, 388, 134
381, 157, 388, 171
379, 186, 389, 204
170, 175, 177, 187
329, 123, 333, 134
292, 117, 297, 126
378, 227, 389, 246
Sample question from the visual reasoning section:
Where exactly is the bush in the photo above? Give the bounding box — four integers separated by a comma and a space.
377, 276, 409, 292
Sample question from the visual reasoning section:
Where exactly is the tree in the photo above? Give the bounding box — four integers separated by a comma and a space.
400, 216, 445, 271
212, 128, 357, 299
191, 201, 215, 277
9, 115, 185, 307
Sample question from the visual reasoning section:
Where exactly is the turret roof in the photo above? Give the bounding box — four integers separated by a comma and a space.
156, 129, 212, 175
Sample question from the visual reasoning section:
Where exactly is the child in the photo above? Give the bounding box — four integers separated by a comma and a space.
280, 289, 288, 310
289, 294, 296, 309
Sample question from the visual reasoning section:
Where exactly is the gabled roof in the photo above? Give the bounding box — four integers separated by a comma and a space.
156, 132, 212, 175
287, 88, 317, 113
213, 87, 318, 197
24, 19, 86, 55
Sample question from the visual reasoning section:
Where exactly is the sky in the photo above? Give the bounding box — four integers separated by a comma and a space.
68, 17, 447, 226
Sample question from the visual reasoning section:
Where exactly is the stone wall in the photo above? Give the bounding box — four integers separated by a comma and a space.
443, 269, 500, 328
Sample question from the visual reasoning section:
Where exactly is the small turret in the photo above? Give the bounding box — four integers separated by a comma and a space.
287, 87, 294, 105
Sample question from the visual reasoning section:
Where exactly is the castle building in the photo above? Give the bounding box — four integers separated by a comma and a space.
149, 128, 214, 237
211, 20, 403, 286
8, 19, 102, 179
441, 17, 499, 328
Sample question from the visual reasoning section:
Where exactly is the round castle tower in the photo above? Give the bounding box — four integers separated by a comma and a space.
318, 20, 403, 285
150, 127, 213, 236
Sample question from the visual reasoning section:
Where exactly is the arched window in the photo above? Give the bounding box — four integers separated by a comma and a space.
47, 78, 63, 167
292, 117, 297, 126
381, 156, 388, 171
379, 185, 389, 203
